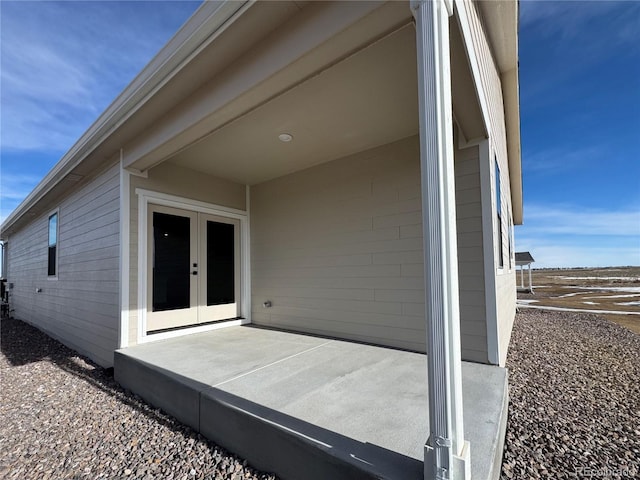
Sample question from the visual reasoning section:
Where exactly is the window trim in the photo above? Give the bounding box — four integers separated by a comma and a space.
495, 159, 504, 271
47, 209, 60, 280
508, 208, 514, 271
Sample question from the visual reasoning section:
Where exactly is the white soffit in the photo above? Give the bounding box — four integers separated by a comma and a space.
168, 23, 419, 185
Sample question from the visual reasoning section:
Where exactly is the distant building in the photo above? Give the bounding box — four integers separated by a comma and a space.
516, 252, 535, 293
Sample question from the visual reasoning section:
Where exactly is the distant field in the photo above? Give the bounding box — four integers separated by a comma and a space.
517, 266, 640, 334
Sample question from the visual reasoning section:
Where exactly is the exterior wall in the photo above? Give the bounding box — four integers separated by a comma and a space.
496, 266, 516, 364
127, 162, 246, 346
454, 144, 489, 363
251, 135, 489, 360
464, 0, 517, 365
6, 163, 120, 367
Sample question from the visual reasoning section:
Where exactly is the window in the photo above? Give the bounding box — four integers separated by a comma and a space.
0, 241, 6, 280
48, 212, 58, 276
495, 160, 504, 269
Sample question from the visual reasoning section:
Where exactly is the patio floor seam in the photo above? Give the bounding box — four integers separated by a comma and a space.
211, 340, 335, 388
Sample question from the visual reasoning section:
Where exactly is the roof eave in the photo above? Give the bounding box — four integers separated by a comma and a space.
504, 67, 523, 225
477, 0, 523, 225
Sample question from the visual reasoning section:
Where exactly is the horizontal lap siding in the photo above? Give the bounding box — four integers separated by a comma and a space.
251, 136, 488, 359
7, 163, 120, 367
465, 1, 517, 363
496, 272, 516, 365
251, 137, 426, 352
455, 144, 488, 362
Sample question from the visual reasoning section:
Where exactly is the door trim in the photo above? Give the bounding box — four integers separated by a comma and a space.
136, 188, 250, 344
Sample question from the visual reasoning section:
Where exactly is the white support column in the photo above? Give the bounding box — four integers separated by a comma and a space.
520, 266, 524, 288
411, 1, 469, 479
528, 265, 533, 292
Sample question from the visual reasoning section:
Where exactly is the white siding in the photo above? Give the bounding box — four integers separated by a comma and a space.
251, 136, 489, 359
455, 144, 488, 363
496, 271, 516, 365
6, 163, 120, 367
464, 0, 517, 364
127, 162, 246, 345
251, 137, 424, 351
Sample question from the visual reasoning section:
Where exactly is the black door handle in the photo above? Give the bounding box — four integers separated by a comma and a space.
192, 271, 198, 275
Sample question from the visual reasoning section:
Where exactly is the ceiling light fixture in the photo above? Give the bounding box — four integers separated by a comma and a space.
278, 133, 293, 142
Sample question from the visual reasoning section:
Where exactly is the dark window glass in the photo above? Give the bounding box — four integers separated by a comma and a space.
48, 213, 58, 276
207, 221, 235, 306
47, 246, 56, 276
495, 160, 504, 268
152, 212, 190, 312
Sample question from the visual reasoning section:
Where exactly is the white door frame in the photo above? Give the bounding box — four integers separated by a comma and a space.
136, 188, 251, 344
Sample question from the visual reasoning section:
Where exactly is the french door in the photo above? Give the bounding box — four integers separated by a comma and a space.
146, 204, 240, 332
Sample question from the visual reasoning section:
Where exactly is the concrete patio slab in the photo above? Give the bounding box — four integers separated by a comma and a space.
115, 325, 507, 480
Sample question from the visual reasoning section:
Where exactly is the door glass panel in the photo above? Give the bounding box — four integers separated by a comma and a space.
207, 221, 235, 306
152, 212, 190, 312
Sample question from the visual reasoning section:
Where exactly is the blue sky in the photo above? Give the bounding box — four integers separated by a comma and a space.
517, 1, 640, 267
0, 0, 201, 214
1, 1, 639, 268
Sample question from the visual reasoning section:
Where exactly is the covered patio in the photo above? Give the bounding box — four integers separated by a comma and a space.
115, 325, 507, 480
112, 1, 520, 478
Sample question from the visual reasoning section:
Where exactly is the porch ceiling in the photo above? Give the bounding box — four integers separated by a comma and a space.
167, 23, 420, 186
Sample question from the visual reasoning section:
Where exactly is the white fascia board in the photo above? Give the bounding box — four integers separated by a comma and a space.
454, 0, 522, 224
502, 68, 523, 225
474, 0, 522, 224
453, 0, 491, 140
0, 0, 251, 236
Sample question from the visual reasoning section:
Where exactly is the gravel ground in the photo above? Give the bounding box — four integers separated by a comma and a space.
501, 309, 640, 479
3, 312, 638, 480
0, 317, 278, 480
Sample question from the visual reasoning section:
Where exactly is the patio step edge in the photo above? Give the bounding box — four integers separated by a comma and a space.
114, 349, 423, 480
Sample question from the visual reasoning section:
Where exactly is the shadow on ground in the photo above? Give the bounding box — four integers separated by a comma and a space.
1, 317, 202, 436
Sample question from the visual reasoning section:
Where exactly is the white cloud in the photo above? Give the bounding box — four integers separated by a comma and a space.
0, 173, 43, 224
0, 173, 42, 200
520, 1, 598, 30
516, 203, 640, 268
518, 1, 640, 106
1, 6, 104, 151
514, 242, 640, 269
523, 204, 640, 237
522, 146, 604, 174
520, 0, 640, 45
0, 1, 200, 153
